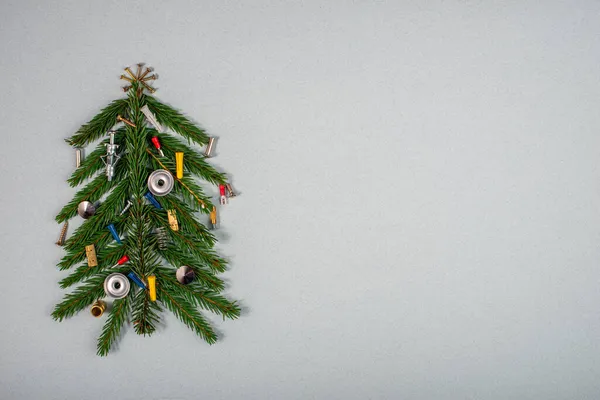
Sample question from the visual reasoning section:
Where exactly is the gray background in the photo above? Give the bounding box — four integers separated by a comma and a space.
1, 0, 600, 399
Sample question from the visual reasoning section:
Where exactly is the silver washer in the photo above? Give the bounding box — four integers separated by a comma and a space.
147, 169, 174, 196
104, 273, 131, 299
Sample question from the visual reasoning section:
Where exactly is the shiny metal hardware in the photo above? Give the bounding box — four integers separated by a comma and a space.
101, 131, 121, 181
204, 137, 215, 157
90, 300, 106, 317
147, 169, 174, 196
104, 273, 131, 299
176, 266, 195, 285
77, 201, 96, 219
56, 221, 68, 246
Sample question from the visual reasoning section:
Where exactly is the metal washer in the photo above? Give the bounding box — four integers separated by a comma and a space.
147, 169, 174, 196
104, 273, 131, 299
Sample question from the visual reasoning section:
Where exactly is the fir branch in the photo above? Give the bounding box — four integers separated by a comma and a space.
51, 275, 106, 321
159, 248, 225, 292
157, 270, 239, 320
63, 179, 129, 252
58, 179, 130, 271
176, 177, 214, 212
67, 99, 129, 147
55, 162, 128, 223
118, 88, 164, 338
159, 287, 217, 344
168, 230, 220, 268
95, 89, 142, 356
124, 201, 161, 277
171, 231, 227, 273
68, 129, 126, 187
145, 96, 210, 147
158, 195, 219, 249
154, 132, 227, 185
131, 288, 161, 336
57, 231, 112, 271
125, 134, 151, 198
97, 295, 131, 357
58, 245, 126, 288
68, 139, 108, 187
56, 175, 110, 223
146, 149, 213, 211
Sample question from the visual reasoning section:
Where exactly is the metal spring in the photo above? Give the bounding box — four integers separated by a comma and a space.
155, 227, 169, 250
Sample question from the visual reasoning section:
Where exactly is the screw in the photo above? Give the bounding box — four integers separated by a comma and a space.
117, 114, 136, 127
139, 67, 154, 80
124, 67, 136, 80
56, 221, 68, 246
139, 80, 156, 94
136, 63, 144, 79
119, 200, 133, 215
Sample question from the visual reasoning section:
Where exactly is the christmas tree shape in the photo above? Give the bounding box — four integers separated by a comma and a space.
53, 64, 239, 356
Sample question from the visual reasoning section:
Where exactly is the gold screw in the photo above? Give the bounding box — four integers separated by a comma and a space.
124, 67, 136, 80
56, 221, 68, 246
142, 74, 158, 82
139, 80, 156, 94
122, 85, 132, 92
117, 114, 136, 127
139, 67, 153, 80
120, 75, 133, 83
136, 63, 144, 79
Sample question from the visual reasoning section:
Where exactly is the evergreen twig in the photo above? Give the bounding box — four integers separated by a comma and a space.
59, 246, 126, 288
67, 99, 129, 147
149, 197, 218, 247
159, 248, 225, 292
57, 231, 112, 271
146, 149, 213, 211
159, 287, 217, 344
145, 97, 210, 147
63, 179, 129, 251
132, 289, 161, 336
68, 128, 126, 187
55, 164, 127, 223
96, 295, 131, 357
154, 132, 227, 185
157, 270, 239, 319
52, 275, 107, 321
